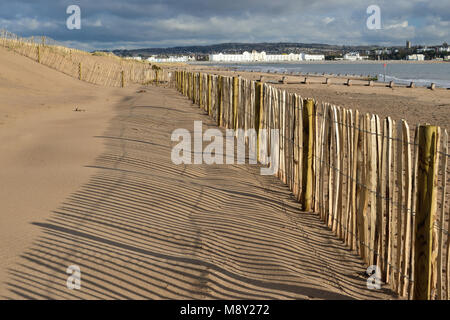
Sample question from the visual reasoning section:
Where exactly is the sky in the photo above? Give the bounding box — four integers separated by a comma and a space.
0, 0, 449, 51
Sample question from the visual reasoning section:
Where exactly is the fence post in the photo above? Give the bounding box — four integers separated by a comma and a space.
208, 74, 212, 115
78, 62, 82, 80
413, 124, 440, 300
233, 76, 239, 129
121, 70, 124, 88
199, 73, 203, 108
195, 73, 199, 104
190, 72, 194, 100
37, 45, 40, 63
301, 99, 315, 212
182, 71, 184, 92
254, 82, 263, 161
218, 75, 223, 126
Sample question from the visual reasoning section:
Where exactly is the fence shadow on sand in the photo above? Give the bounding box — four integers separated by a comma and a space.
4, 86, 395, 300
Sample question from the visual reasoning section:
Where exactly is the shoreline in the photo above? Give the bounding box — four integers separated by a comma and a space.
190, 60, 450, 65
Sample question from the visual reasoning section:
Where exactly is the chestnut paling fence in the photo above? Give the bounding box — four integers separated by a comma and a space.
174, 70, 450, 300
0, 30, 172, 86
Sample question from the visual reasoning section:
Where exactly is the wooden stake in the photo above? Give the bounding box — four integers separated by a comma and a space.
437, 129, 448, 299
217, 76, 223, 126
383, 117, 393, 283
301, 99, 314, 212
368, 115, 377, 266
332, 106, 341, 233
345, 109, 353, 245
401, 120, 413, 297
374, 115, 383, 268
413, 125, 440, 300
390, 120, 397, 288
254, 82, 263, 161
233, 77, 239, 129
395, 120, 404, 293
409, 128, 420, 299
356, 115, 367, 260
208, 74, 212, 115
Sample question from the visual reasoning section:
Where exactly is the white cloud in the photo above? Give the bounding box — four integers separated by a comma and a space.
385, 21, 409, 29
322, 17, 335, 25
85, 19, 103, 27
3, 17, 57, 31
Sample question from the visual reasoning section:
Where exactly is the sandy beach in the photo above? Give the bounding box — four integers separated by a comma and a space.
0, 46, 139, 295
0, 46, 399, 299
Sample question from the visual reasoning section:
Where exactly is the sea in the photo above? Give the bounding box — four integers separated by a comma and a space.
192, 62, 450, 88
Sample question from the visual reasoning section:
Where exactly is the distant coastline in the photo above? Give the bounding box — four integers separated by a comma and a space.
191, 60, 449, 65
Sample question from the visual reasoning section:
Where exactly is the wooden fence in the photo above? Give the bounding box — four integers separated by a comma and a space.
0, 30, 171, 87
174, 70, 450, 300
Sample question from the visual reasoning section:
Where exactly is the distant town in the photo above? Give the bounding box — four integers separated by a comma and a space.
114, 40, 450, 63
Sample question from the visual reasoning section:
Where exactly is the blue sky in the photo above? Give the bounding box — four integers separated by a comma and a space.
0, 0, 449, 50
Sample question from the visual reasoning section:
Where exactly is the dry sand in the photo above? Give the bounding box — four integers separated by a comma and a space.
186, 65, 450, 130
0, 46, 139, 296
0, 47, 396, 299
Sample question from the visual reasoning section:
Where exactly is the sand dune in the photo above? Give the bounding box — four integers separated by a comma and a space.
0, 47, 396, 299
0, 46, 139, 295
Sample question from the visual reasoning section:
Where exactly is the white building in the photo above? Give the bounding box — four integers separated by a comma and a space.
147, 55, 192, 63
374, 49, 391, 55
209, 50, 324, 62
407, 54, 425, 61
302, 53, 325, 61
343, 52, 367, 61
125, 56, 142, 61
417, 47, 434, 53
209, 51, 268, 62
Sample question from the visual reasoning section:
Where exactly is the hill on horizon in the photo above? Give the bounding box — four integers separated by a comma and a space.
111, 42, 385, 57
